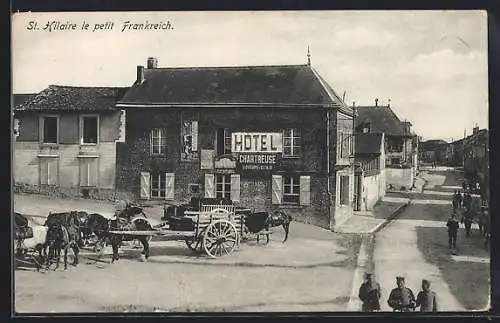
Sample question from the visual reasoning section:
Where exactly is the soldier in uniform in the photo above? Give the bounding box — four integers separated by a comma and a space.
416, 279, 438, 312
447, 212, 459, 250
358, 272, 381, 312
462, 205, 474, 238
388, 276, 416, 312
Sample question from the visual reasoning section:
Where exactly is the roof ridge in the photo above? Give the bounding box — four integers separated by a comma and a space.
144, 64, 309, 70
47, 84, 129, 90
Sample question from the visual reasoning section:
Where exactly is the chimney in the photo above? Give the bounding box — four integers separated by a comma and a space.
388, 98, 391, 108
352, 101, 356, 107
473, 125, 479, 135
147, 57, 158, 69
137, 65, 144, 84
375, 98, 379, 107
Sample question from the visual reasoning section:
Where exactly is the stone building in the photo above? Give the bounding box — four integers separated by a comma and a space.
114, 57, 355, 230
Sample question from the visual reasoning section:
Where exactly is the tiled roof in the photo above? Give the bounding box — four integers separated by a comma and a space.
420, 139, 448, 151
118, 64, 346, 108
12, 94, 36, 107
355, 133, 384, 155
14, 85, 128, 112
354, 106, 408, 136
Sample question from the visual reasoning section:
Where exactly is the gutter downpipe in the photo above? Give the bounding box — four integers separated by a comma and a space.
327, 106, 331, 197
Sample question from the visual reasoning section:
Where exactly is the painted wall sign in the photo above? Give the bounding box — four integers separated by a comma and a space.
238, 153, 279, 172
231, 132, 283, 153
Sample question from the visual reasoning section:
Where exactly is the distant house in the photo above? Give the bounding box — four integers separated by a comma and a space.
419, 139, 448, 164
354, 132, 386, 211
354, 100, 418, 190
114, 57, 356, 230
13, 86, 128, 198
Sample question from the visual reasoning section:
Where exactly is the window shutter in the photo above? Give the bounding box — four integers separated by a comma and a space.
89, 158, 98, 187
230, 174, 240, 202
191, 121, 198, 152
272, 174, 283, 205
165, 173, 175, 200
39, 159, 48, 185
79, 159, 89, 186
204, 173, 215, 198
300, 175, 311, 206
140, 172, 151, 199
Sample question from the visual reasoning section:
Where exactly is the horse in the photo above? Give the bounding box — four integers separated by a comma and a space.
44, 224, 79, 270
44, 211, 86, 248
243, 209, 292, 244
83, 212, 153, 263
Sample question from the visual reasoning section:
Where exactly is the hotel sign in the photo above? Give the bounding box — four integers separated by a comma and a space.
231, 132, 282, 153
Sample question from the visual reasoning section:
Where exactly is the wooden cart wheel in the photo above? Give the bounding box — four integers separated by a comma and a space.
202, 220, 238, 258
185, 237, 201, 252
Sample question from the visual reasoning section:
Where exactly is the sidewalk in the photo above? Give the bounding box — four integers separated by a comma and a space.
335, 195, 410, 234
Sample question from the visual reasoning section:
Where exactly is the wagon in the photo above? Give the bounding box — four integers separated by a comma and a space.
109, 204, 243, 258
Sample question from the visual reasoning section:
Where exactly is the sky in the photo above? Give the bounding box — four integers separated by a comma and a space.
12, 11, 488, 141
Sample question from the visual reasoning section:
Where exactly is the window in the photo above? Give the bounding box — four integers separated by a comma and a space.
338, 131, 354, 158
362, 123, 371, 134
39, 157, 58, 185
181, 120, 198, 160
41, 116, 58, 144
391, 157, 401, 165
215, 174, 231, 199
80, 115, 98, 145
387, 139, 403, 152
283, 128, 302, 157
216, 128, 231, 155
151, 172, 166, 198
150, 128, 166, 155
79, 157, 98, 187
283, 175, 300, 204
339, 175, 350, 205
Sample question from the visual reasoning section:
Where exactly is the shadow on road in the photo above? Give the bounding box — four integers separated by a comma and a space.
415, 226, 489, 310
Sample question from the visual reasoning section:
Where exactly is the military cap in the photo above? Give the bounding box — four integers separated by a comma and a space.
396, 276, 405, 281
422, 279, 431, 285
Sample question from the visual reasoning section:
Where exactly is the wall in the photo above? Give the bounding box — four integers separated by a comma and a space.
14, 111, 121, 196
386, 167, 414, 190
361, 173, 382, 211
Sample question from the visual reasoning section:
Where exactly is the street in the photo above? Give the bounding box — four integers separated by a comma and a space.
373, 168, 490, 311
14, 194, 361, 313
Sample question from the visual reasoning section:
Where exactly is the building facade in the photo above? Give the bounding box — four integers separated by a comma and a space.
114, 58, 355, 230
354, 101, 418, 191
354, 132, 386, 211
13, 86, 127, 199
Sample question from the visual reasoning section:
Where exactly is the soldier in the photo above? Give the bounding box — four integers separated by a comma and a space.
358, 272, 381, 312
388, 276, 416, 312
463, 192, 472, 211
457, 191, 463, 209
416, 279, 438, 312
446, 212, 459, 251
462, 206, 474, 238
452, 191, 459, 211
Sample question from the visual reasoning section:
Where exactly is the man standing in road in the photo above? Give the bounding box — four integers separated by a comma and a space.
416, 279, 438, 312
462, 205, 474, 238
447, 212, 460, 252
388, 276, 416, 312
358, 272, 381, 312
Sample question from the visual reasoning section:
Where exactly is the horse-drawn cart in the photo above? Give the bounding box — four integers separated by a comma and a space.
109, 204, 243, 258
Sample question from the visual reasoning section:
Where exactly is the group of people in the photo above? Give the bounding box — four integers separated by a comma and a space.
447, 188, 489, 251
358, 273, 437, 312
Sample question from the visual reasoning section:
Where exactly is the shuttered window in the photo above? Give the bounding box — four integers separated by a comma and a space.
39, 157, 59, 185
151, 172, 166, 198
204, 173, 215, 198
230, 174, 240, 202
140, 172, 151, 199
283, 175, 300, 204
80, 115, 99, 145
272, 175, 283, 204
216, 174, 231, 199
79, 157, 98, 187
300, 175, 311, 206
165, 173, 175, 200
181, 120, 198, 160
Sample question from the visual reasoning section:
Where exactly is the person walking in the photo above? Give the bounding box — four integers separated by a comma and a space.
358, 272, 381, 312
462, 205, 474, 238
447, 212, 459, 252
452, 191, 459, 211
388, 276, 416, 312
457, 191, 463, 209
416, 279, 438, 312
463, 192, 472, 211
